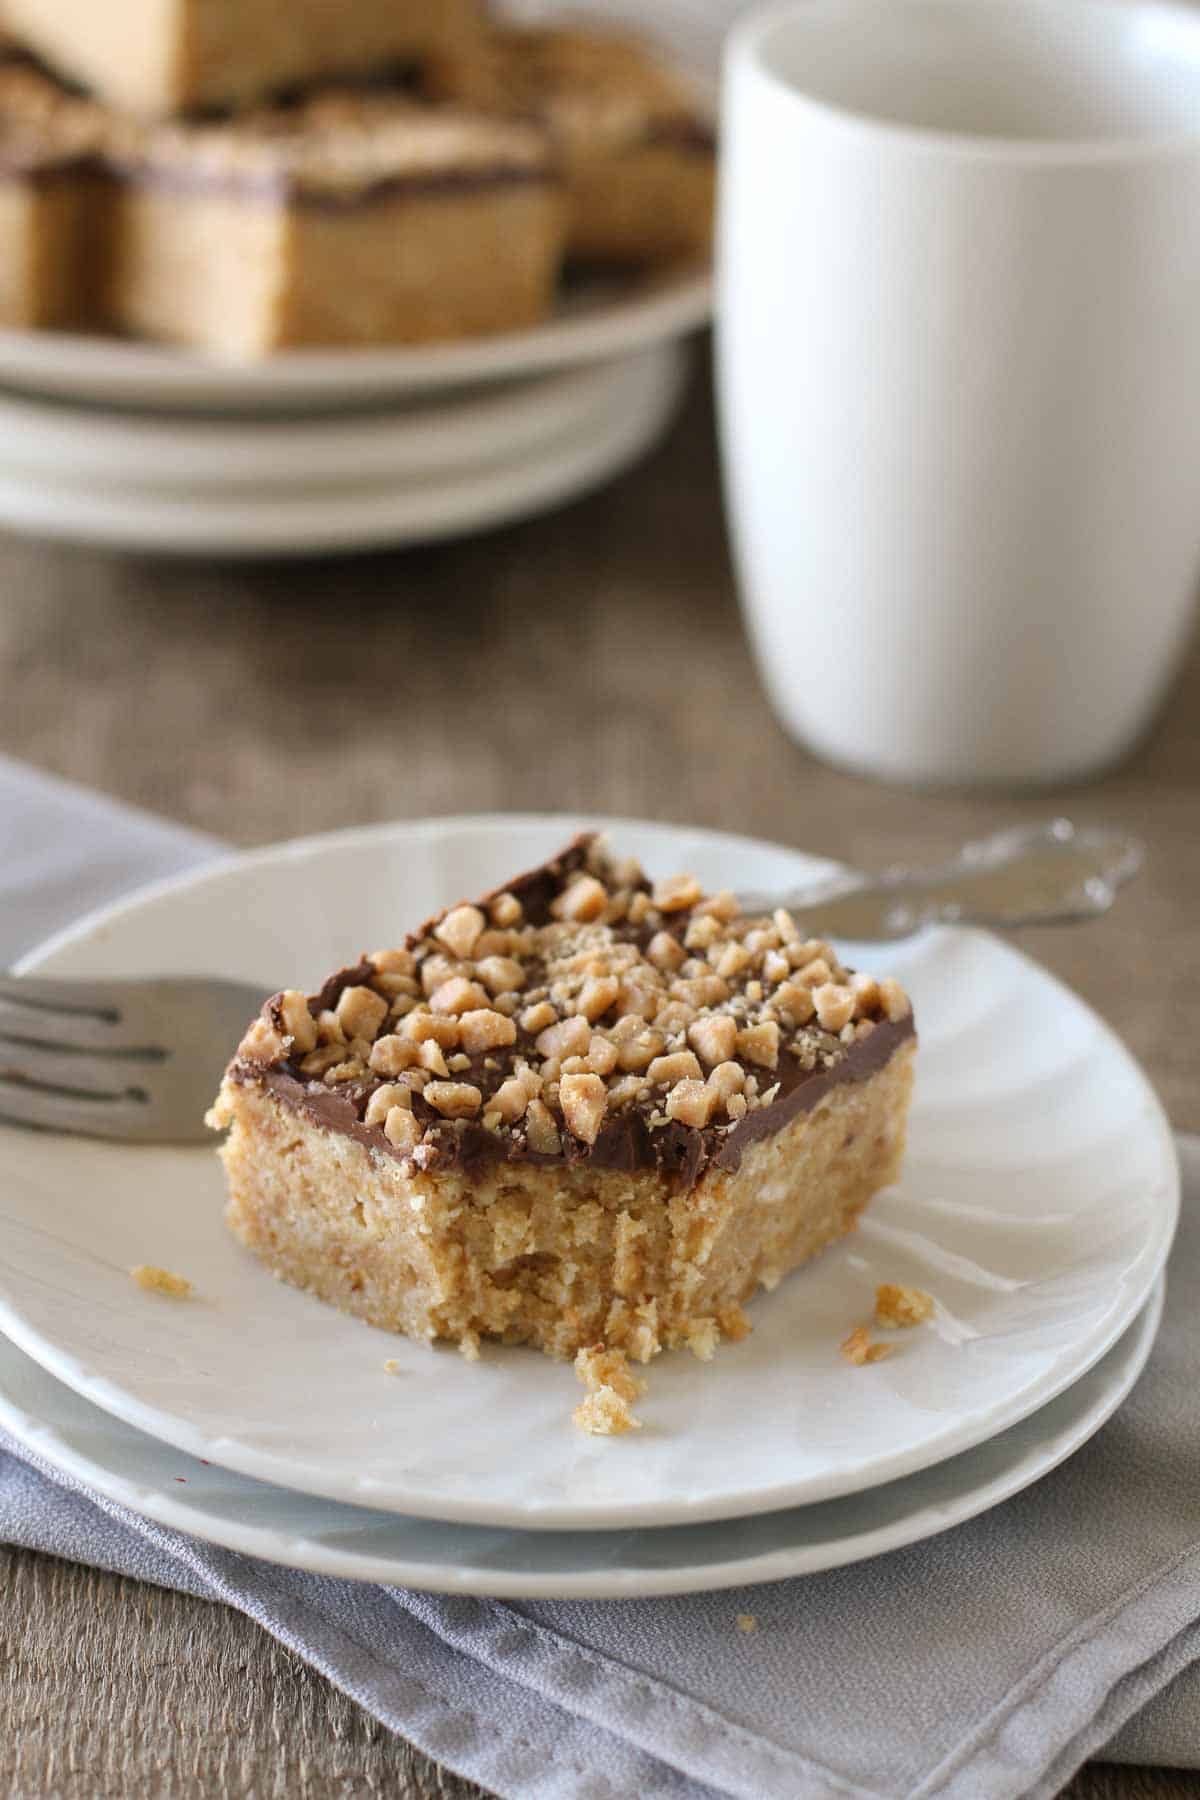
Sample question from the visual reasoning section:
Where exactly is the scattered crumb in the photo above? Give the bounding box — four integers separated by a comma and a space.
735, 1613, 758, 1635
575, 1343, 646, 1404
573, 1346, 646, 1434
383, 1358, 403, 1375
459, 1329, 482, 1363
876, 1282, 935, 1329
129, 1264, 192, 1298
573, 1386, 642, 1436
840, 1325, 894, 1366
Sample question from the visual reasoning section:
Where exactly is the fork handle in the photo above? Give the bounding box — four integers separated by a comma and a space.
737, 820, 1144, 941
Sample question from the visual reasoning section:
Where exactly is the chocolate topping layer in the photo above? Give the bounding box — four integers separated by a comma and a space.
104, 153, 557, 211
245, 1005, 914, 1186
225, 834, 916, 1191
0, 61, 557, 208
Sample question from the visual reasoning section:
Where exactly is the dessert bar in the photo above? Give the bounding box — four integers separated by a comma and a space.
429, 25, 716, 265
209, 837, 916, 1364
0, 62, 102, 329
4, 0, 485, 116
102, 91, 567, 354
0, 65, 567, 353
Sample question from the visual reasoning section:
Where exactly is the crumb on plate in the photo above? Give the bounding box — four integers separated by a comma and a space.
840, 1324, 893, 1366
573, 1343, 645, 1434
129, 1264, 192, 1298
875, 1282, 935, 1329
573, 1385, 642, 1436
575, 1343, 646, 1404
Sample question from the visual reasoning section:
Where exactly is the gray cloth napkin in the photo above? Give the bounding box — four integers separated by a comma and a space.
2, 757, 1198, 1800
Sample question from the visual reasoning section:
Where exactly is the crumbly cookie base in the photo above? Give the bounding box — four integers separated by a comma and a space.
103, 182, 566, 354
218, 1038, 915, 1362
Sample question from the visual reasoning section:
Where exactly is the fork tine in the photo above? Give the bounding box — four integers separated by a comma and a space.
0, 1042, 160, 1097
0, 1073, 155, 1140
0, 1019, 165, 1060
0, 979, 166, 1052
0, 974, 270, 1143
0, 974, 127, 1017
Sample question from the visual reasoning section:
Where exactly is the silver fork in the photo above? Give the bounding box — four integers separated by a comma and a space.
0, 819, 1141, 1146
0, 976, 269, 1145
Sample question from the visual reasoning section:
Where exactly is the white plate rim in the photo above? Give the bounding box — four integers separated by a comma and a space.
0, 348, 687, 557
0, 270, 712, 414
0, 812, 1181, 1531
0, 1278, 1165, 1598
0, 346, 680, 490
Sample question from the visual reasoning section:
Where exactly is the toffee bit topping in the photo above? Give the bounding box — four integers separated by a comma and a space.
525, 1096, 562, 1155
490, 891, 523, 927
364, 1083, 412, 1126
552, 874, 608, 922
560, 1071, 608, 1145
233, 838, 913, 1167
385, 1106, 423, 1149
458, 1008, 518, 1053
424, 1081, 482, 1119
335, 984, 388, 1042
274, 989, 317, 1054
434, 904, 486, 960
653, 873, 702, 912
665, 1078, 713, 1127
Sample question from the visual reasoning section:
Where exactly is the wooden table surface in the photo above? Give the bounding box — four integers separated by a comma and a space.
1, 353, 1196, 1799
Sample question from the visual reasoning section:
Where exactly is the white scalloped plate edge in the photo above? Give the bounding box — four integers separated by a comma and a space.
0, 271, 712, 414
0, 1279, 1164, 1598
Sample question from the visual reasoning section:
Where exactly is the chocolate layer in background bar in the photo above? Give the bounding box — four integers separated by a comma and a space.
232, 838, 916, 1186
103, 155, 557, 209
0, 53, 557, 207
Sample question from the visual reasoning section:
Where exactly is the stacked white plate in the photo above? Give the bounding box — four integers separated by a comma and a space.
0, 270, 709, 556
0, 816, 1179, 1598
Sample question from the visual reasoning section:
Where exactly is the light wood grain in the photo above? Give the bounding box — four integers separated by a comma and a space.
1, 353, 1196, 1798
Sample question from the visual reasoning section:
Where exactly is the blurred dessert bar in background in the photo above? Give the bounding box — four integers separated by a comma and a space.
0, 7, 715, 354
0, 62, 101, 329
0, 64, 565, 349
102, 94, 566, 355
428, 25, 716, 264
3, 0, 485, 115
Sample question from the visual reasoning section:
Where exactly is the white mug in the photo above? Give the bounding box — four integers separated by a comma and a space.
717, 0, 1200, 786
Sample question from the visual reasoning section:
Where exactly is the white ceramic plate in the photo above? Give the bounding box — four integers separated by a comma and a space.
0, 816, 1179, 1530
0, 347, 678, 491
0, 345, 686, 557
0, 1279, 1163, 1598
0, 268, 711, 416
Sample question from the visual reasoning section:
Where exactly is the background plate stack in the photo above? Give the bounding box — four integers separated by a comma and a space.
0, 276, 709, 557
0, 0, 717, 557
